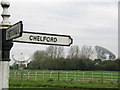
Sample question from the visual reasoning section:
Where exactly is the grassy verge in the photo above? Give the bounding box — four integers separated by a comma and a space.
9, 80, 119, 89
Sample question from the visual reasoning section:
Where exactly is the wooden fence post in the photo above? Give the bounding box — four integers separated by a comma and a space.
50, 72, 52, 78
74, 72, 76, 81
111, 73, 112, 81
14, 72, 16, 80
58, 72, 60, 81
35, 72, 37, 80
83, 72, 84, 81
66, 72, 68, 81
92, 73, 93, 81
21, 69, 23, 80
28, 72, 30, 80
101, 73, 103, 83
43, 71, 44, 80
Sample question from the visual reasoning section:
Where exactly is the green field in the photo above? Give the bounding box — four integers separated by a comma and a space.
9, 70, 120, 89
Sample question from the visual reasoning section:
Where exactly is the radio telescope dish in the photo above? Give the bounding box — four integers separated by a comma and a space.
12, 53, 29, 62
12, 53, 31, 67
95, 46, 116, 60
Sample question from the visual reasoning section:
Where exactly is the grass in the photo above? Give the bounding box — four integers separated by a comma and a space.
9, 70, 120, 89
9, 79, 119, 89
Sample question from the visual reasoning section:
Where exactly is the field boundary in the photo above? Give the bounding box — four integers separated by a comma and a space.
10, 71, 119, 83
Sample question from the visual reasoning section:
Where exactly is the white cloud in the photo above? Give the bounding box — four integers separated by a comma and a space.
9, 0, 119, 3
0, 0, 118, 59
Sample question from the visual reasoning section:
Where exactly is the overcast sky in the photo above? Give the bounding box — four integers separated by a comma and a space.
0, 0, 118, 64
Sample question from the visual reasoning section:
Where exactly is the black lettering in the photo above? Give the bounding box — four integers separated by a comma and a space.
46, 37, 50, 42
36, 36, 39, 41
38, 36, 42, 41
29, 35, 33, 40
54, 38, 57, 42
7, 32, 10, 38
50, 37, 53, 42
7, 27, 20, 39
37, 36, 40, 41
43, 36, 46, 42
29, 35, 57, 42
33, 36, 37, 41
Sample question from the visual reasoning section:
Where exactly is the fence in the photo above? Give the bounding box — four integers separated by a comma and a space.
10, 71, 120, 83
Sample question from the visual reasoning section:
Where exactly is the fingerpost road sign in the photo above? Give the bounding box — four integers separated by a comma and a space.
0, 0, 73, 89
13, 31, 73, 46
6, 21, 23, 40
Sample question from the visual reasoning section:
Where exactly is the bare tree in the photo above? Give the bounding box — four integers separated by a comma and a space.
45, 46, 65, 59
56, 46, 65, 58
67, 45, 80, 59
45, 46, 54, 58
80, 45, 94, 59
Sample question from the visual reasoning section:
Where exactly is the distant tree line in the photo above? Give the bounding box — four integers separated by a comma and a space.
11, 45, 119, 71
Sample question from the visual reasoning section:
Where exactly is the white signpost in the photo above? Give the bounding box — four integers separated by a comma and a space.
13, 31, 73, 46
0, 0, 73, 89
6, 21, 23, 40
